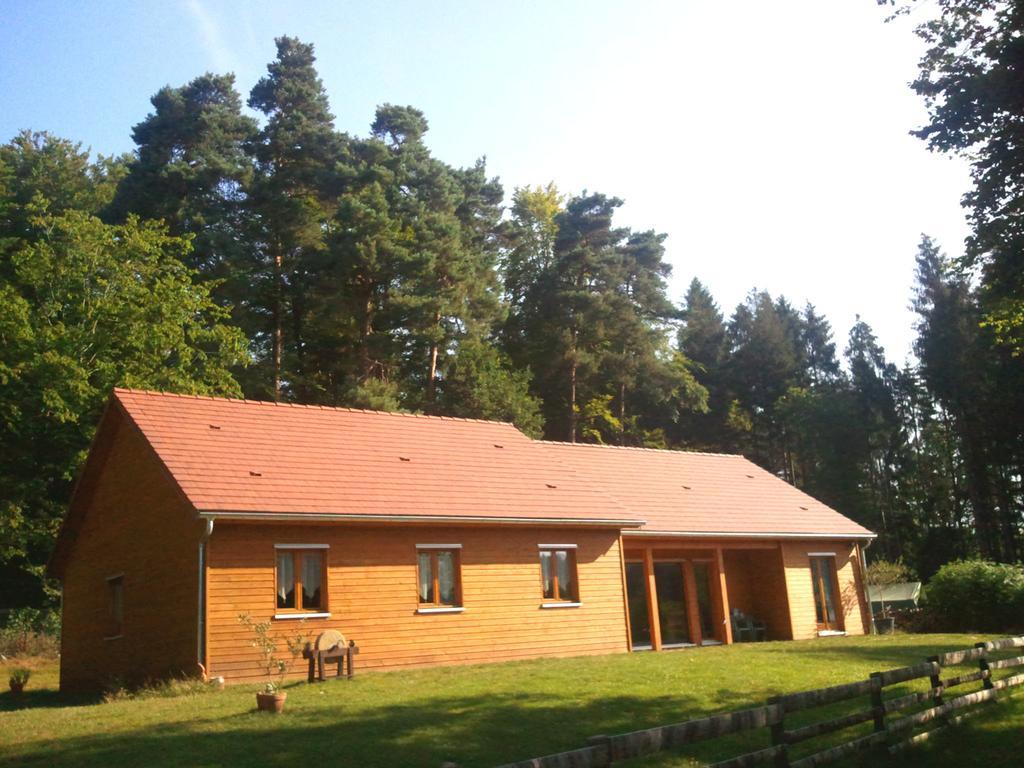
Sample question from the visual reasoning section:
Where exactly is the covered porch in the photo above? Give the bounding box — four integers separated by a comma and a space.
622, 539, 794, 651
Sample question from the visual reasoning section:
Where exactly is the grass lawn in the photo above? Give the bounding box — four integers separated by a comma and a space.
0, 634, 1020, 768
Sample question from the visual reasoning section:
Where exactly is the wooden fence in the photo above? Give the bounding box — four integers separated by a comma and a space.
495, 636, 1024, 768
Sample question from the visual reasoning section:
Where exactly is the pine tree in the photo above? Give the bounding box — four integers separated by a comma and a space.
890, 0, 1024, 351
845, 317, 904, 556
246, 37, 345, 401
801, 303, 841, 386
725, 291, 799, 471
530, 192, 626, 440
676, 278, 732, 450
107, 73, 257, 277
911, 235, 1013, 559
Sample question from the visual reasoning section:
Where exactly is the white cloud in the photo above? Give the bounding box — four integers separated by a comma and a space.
183, 0, 237, 73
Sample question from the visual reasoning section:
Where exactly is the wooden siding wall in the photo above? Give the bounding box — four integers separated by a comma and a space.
781, 541, 867, 640
206, 523, 628, 682
722, 549, 792, 640
59, 414, 202, 691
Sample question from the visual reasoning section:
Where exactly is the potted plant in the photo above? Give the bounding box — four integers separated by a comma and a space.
238, 613, 305, 713
866, 558, 912, 635
9, 668, 31, 694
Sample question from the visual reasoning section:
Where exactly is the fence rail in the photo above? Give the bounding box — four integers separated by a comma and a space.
495, 636, 1024, 768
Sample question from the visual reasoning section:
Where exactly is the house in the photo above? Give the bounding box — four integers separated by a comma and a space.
48, 389, 874, 692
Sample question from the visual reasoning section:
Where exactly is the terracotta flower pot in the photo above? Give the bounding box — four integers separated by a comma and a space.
9, 682, 24, 695
256, 690, 287, 713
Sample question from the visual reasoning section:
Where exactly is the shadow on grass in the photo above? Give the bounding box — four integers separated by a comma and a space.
5, 686, 780, 768
758, 635, 990, 669
0, 687, 100, 712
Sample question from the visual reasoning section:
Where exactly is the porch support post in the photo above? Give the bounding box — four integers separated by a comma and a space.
618, 536, 633, 651
716, 547, 733, 645
644, 547, 662, 651
682, 560, 703, 646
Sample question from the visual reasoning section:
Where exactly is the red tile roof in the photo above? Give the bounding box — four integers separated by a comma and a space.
110, 389, 873, 538
540, 441, 874, 538
112, 389, 635, 526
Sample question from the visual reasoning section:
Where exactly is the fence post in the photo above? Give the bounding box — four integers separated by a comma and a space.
766, 696, 790, 768
927, 655, 944, 707
868, 672, 886, 732
586, 734, 613, 767
975, 641, 994, 691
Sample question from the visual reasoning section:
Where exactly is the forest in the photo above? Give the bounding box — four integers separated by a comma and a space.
2, 17, 1022, 609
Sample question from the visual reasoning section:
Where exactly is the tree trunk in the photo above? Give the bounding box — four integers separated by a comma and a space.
619, 381, 626, 445
568, 360, 577, 443
996, 468, 1019, 562
964, 445, 999, 560
568, 327, 578, 443
291, 273, 305, 399
357, 283, 374, 382
272, 250, 283, 402
427, 311, 441, 404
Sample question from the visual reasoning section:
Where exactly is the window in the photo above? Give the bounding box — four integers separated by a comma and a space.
539, 545, 579, 604
275, 546, 327, 616
809, 555, 842, 631
106, 574, 124, 638
416, 545, 462, 609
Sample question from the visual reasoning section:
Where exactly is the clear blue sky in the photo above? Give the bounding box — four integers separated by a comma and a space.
0, 0, 971, 362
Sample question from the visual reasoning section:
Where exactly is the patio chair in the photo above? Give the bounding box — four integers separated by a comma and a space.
751, 616, 767, 642
730, 611, 768, 642
731, 612, 755, 642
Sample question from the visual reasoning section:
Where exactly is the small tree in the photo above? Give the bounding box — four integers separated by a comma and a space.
237, 613, 306, 693
866, 558, 912, 620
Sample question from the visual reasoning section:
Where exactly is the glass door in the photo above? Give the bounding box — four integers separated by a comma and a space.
654, 562, 691, 646
810, 556, 842, 631
692, 562, 716, 641
625, 562, 652, 649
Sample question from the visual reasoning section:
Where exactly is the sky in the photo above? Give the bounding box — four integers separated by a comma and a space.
0, 0, 972, 364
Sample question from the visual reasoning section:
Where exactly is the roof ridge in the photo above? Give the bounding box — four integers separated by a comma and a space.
112, 387, 516, 427
536, 439, 744, 458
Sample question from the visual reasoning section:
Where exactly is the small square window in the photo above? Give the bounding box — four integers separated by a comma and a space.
276, 549, 327, 613
416, 548, 462, 607
539, 547, 578, 602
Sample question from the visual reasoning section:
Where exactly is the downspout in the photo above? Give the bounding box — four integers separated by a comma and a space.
197, 517, 214, 678
858, 539, 875, 635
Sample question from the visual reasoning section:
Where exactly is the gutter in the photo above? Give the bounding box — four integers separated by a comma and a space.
622, 530, 877, 540
197, 517, 214, 676
860, 537, 875, 635
197, 511, 645, 528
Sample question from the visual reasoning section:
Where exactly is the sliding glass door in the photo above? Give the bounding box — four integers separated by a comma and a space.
654, 562, 691, 646
692, 562, 716, 641
625, 562, 652, 649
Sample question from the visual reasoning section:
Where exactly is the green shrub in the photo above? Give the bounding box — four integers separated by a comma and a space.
923, 560, 1024, 633
0, 607, 61, 657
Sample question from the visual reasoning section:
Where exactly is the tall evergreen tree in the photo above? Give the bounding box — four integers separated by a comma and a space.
107, 73, 257, 277
725, 291, 799, 472
246, 37, 345, 401
883, 0, 1024, 351
801, 303, 841, 386
676, 278, 733, 450
845, 317, 904, 556
911, 235, 1017, 560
